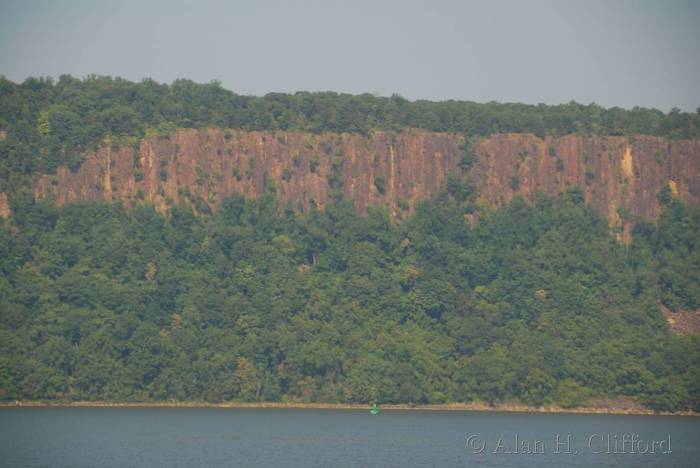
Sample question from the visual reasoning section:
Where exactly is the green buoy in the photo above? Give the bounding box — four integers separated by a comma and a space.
370, 401, 378, 415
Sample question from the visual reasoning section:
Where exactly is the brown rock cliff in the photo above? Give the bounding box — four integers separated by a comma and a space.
29, 129, 700, 235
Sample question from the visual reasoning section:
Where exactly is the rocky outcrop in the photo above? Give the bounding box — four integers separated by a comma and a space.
473, 134, 700, 239
31, 129, 700, 234
33, 129, 461, 219
0, 192, 9, 219
660, 302, 700, 336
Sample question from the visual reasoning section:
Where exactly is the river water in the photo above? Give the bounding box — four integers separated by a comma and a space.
0, 408, 697, 467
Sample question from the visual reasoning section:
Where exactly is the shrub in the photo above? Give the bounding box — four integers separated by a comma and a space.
374, 175, 386, 195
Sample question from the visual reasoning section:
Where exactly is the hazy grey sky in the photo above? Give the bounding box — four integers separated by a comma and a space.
1, 0, 698, 111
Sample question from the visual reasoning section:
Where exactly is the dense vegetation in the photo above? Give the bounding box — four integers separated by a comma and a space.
1, 185, 698, 411
1, 75, 699, 192
1, 75, 698, 411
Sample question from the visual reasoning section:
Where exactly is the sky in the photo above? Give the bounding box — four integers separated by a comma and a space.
1, 0, 698, 111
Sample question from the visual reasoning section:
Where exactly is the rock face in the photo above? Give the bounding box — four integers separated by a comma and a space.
32, 129, 461, 219
0, 192, 9, 219
29, 128, 700, 233
473, 134, 700, 239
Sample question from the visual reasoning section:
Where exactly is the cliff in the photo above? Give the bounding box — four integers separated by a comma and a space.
23, 128, 700, 235
472, 133, 700, 239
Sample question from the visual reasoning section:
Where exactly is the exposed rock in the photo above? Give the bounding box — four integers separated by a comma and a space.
0, 192, 9, 219
472, 134, 700, 241
659, 302, 700, 336
34, 129, 700, 234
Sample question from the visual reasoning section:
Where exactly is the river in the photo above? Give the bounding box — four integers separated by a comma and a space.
1, 408, 697, 467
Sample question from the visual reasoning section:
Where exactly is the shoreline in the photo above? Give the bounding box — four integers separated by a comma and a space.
1, 401, 697, 417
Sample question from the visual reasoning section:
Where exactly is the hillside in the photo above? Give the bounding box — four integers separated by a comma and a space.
1, 76, 699, 412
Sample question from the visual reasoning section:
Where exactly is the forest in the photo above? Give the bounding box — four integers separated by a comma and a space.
1, 75, 699, 411
1, 186, 698, 411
